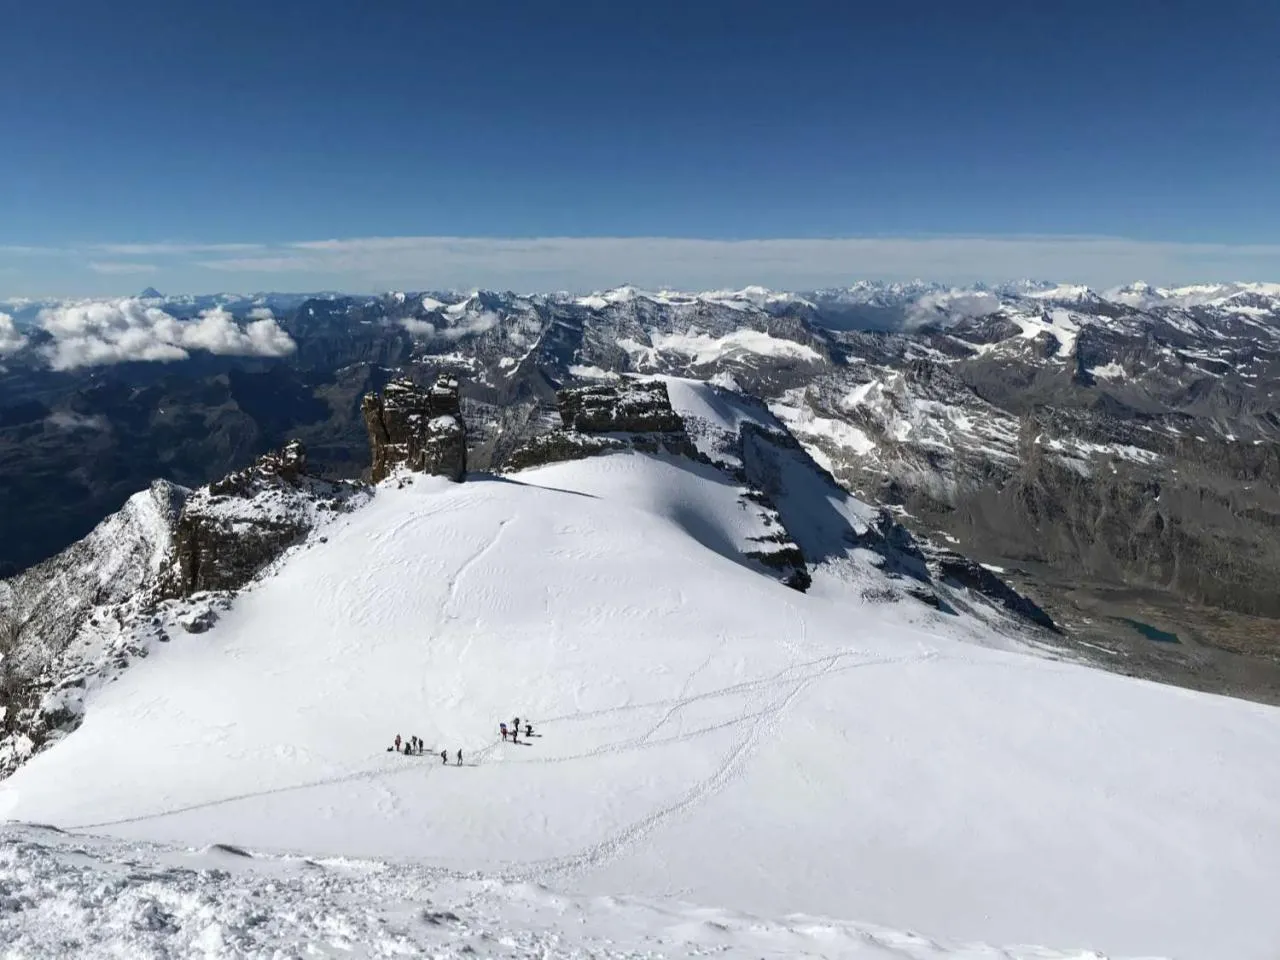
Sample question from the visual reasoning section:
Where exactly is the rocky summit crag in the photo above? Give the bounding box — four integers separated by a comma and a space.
362, 376, 467, 483
159, 440, 366, 598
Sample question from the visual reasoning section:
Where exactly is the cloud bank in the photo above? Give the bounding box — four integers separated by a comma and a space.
0, 313, 27, 356
46, 411, 109, 432
904, 290, 1003, 329
192, 235, 1280, 293
3, 234, 1280, 297
37, 300, 297, 370
401, 309, 503, 341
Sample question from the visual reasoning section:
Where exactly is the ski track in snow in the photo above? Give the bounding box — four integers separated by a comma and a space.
508, 648, 896, 885
443, 515, 513, 622
63, 638, 934, 848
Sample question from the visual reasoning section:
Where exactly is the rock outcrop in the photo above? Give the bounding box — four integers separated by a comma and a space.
362, 376, 467, 482
504, 379, 698, 471
558, 380, 685, 434
159, 440, 365, 599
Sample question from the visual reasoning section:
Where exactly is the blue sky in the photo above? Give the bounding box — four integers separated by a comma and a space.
3, 0, 1279, 296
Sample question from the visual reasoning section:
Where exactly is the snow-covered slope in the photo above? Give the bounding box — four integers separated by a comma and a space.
2, 451, 1279, 959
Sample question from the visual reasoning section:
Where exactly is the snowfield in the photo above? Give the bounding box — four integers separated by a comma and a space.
2, 439, 1280, 957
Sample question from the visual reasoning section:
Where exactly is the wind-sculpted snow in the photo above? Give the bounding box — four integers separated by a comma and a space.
0, 825, 1166, 960
2, 454, 1278, 959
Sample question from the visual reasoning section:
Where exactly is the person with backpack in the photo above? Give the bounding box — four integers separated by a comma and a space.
500, 723, 509, 742
440, 749, 448, 765
456, 749, 463, 766
395, 734, 402, 753
525, 723, 532, 739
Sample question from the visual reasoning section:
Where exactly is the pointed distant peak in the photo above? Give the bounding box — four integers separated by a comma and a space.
138, 287, 164, 300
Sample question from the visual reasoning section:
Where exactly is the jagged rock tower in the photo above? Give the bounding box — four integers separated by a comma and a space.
361, 376, 467, 483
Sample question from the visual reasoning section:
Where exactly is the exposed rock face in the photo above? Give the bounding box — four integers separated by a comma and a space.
1, 480, 189, 774
558, 380, 685, 434
1, 480, 187, 673
503, 379, 699, 471
362, 377, 467, 483
160, 440, 365, 599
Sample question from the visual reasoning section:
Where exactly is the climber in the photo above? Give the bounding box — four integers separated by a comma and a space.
525, 723, 532, 738
440, 749, 448, 765
456, 748, 463, 766
500, 722, 509, 742
395, 734, 402, 753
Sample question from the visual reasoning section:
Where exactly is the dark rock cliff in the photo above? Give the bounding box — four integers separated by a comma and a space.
159, 441, 364, 599
362, 376, 467, 483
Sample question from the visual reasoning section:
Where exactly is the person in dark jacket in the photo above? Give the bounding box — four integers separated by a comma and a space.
440, 749, 448, 765
456, 749, 463, 766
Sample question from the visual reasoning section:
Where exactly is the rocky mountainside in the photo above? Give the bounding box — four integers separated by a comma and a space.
2, 280, 1279, 701
0, 441, 369, 776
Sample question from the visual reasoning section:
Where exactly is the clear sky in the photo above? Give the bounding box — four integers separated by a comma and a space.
3, 0, 1279, 296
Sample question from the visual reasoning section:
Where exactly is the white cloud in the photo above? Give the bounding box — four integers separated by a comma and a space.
94, 242, 267, 256
37, 299, 297, 370
247, 307, 275, 320
401, 309, 502, 341
88, 261, 159, 275
0, 312, 28, 355
46, 411, 108, 432
904, 290, 1003, 329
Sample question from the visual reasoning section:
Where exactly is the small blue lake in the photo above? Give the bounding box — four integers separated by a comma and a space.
1122, 618, 1180, 644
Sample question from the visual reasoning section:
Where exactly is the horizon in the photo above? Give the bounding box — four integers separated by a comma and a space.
6, 274, 1280, 306
4, 235, 1280, 302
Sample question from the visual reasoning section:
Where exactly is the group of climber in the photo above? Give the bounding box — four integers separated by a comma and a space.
500, 717, 534, 743
394, 734, 424, 755
389, 717, 535, 764
392, 733, 463, 765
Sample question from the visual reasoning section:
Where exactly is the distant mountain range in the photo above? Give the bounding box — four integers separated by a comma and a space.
2, 279, 1279, 703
